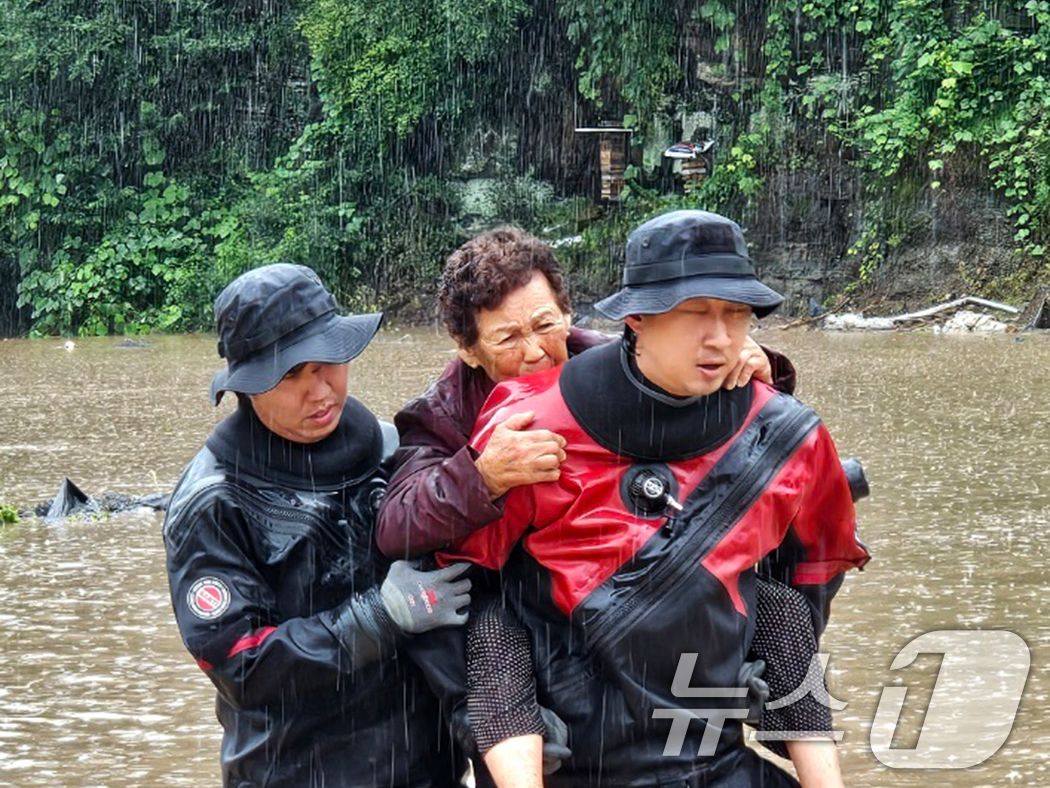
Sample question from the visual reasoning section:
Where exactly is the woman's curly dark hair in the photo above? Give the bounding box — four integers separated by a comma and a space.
439, 226, 571, 348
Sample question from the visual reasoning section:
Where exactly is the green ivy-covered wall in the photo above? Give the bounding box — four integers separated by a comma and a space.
2, 0, 1049, 335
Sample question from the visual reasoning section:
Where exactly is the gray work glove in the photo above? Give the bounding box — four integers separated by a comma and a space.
380, 560, 472, 634
737, 659, 770, 726
540, 705, 572, 776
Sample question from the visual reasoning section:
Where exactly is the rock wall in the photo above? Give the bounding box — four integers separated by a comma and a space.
748, 174, 1027, 315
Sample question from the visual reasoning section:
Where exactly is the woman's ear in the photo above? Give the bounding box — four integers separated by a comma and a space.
457, 345, 481, 369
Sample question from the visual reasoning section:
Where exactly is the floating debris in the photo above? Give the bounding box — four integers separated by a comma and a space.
44, 478, 99, 521
940, 310, 1009, 334
823, 313, 895, 331
111, 338, 152, 349
30, 479, 170, 521
821, 295, 1019, 332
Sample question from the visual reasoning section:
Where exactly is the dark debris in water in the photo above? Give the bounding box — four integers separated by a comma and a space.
22, 478, 170, 520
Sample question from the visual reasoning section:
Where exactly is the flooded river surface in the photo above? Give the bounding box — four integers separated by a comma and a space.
0, 328, 1047, 787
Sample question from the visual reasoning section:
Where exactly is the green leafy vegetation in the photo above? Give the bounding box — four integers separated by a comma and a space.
3, 0, 1050, 335
0, 502, 19, 524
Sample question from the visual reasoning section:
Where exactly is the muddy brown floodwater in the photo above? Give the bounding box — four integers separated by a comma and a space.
1, 328, 1047, 787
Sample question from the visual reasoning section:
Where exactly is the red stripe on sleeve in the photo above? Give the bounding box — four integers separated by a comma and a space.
226, 626, 278, 658
793, 556, 869, 585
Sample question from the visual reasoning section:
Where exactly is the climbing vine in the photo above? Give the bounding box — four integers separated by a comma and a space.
4, 0, 1050, 334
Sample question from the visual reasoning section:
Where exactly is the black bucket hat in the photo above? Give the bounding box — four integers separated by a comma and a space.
209, 263, 383, 405
595, 210, 783, 320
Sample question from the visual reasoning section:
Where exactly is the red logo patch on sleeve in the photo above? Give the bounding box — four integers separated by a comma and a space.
187, 577, 232, 620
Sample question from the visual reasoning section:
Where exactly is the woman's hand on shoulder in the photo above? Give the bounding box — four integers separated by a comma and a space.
724, 335, 773, 389
475, 411, 567, 499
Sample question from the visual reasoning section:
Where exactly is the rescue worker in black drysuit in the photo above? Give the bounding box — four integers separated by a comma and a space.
163, 264, 473, 788
442, 211, 870, 788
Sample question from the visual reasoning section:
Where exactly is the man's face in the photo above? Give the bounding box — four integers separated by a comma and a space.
458, 271, 572, 383
249, 362, 349, 443
625, 297, 753, 396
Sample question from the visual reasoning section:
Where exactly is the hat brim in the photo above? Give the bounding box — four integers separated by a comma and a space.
210, 312, 383, 405
594, 277, 783, 321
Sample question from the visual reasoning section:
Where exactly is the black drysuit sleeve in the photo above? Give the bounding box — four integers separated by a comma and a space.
164, 489, 400, 710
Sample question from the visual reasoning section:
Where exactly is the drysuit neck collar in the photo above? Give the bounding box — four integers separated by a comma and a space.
621, 342, 701, 408
559, 341, 752, 461
206, 398, 383, 489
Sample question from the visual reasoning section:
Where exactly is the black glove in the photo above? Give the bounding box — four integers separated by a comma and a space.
539, 705, 572, 775
737, 659, 770, 726
380, 560, 472, 634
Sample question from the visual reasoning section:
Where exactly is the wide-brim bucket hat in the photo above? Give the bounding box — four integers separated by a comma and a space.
209, 263, 383, 405
595, 210, 783, 320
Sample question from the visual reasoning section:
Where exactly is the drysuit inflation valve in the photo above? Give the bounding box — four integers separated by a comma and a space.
621, 464, 683, 519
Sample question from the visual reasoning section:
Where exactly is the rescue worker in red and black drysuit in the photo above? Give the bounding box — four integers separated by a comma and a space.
441, 211, 871, 788
372, 226, 797, 782
163, 264, 473, 788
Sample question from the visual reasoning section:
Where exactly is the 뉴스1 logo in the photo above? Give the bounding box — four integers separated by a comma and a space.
654, 630, 1030, 769
188, 577, 232, 620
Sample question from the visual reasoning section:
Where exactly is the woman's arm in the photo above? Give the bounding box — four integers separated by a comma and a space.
468, 598, 556, 788
751, 575, 845, 785
787, 739, 844, 788
484, 736, 545, 788
376, 376, 565, 559
376, 390, 504, 558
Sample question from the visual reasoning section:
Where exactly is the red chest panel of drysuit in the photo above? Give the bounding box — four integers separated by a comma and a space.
445, 368, 845, 617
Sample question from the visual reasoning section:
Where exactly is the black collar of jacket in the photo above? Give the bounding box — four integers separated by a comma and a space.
560, 340, 752, 461
206, 398, 383, 489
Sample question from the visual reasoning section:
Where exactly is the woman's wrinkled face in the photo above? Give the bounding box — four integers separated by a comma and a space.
458, 271, 572, 383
